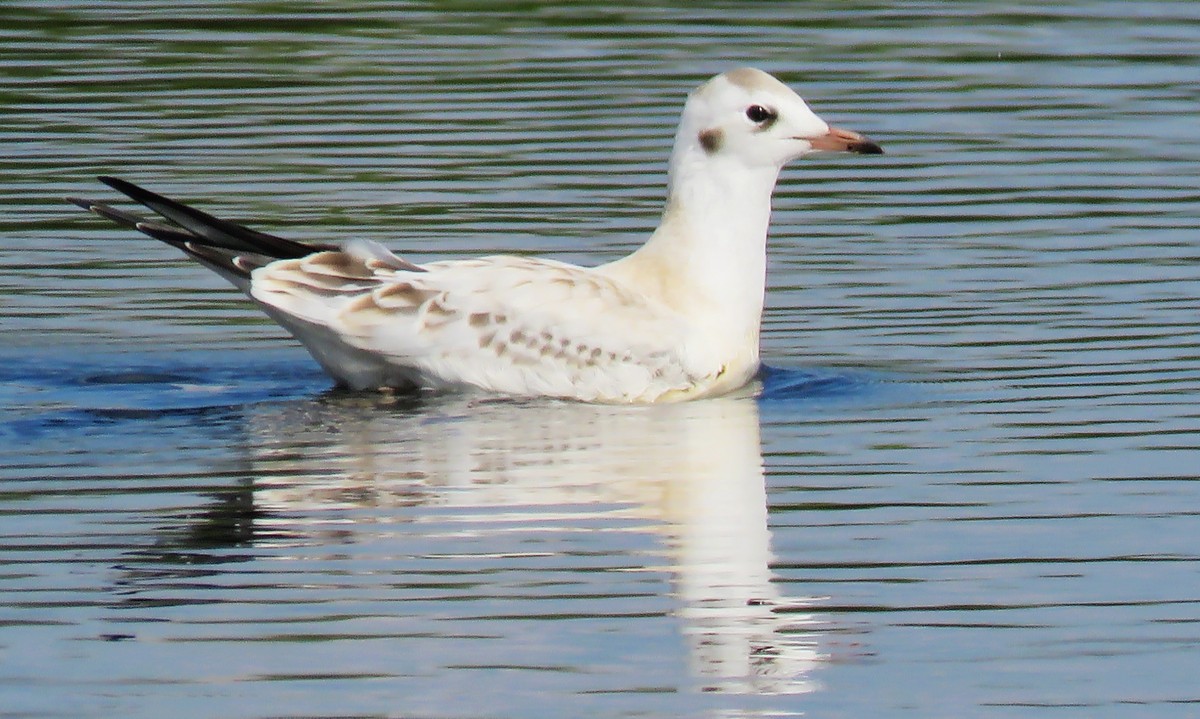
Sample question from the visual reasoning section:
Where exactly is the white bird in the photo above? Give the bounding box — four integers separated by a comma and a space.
70, 68, 882, 404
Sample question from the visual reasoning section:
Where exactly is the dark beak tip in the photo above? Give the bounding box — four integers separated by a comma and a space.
850, 141, 884, 155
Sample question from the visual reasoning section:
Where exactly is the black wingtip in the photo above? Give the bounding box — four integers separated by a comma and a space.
96, 176, 186, 213
97, 176, 154, 202
65, 196, 96, 211
91, 175, 325, 259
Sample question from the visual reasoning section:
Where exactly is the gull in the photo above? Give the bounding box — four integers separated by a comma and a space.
69, 68, 882, 404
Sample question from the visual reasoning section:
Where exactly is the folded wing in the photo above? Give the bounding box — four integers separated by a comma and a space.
253, 251, 709, 402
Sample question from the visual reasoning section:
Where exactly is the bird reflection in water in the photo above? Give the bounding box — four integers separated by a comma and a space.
157, 388, 826, 695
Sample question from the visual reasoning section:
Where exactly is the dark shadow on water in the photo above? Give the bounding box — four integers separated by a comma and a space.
0, 351, 911, 440
757, 364, 902, 405
0, 348, 330, 438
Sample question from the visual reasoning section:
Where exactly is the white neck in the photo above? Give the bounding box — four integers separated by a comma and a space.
602, 141, 782, 362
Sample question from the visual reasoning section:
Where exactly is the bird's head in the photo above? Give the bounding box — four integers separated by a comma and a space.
675, 67, 883, 171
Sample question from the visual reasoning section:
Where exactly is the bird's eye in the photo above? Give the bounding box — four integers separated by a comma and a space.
745, 104, 777, 124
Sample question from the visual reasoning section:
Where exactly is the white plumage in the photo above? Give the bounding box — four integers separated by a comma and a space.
71, 67, 881, 403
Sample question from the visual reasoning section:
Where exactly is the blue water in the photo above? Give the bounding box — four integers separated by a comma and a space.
0, 351, 891, 423
4, 2, 1200, 718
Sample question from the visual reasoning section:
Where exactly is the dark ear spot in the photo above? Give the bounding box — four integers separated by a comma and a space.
698, 128, 723, 154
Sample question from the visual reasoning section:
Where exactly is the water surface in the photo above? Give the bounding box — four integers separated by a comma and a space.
3, 2, 1200, 718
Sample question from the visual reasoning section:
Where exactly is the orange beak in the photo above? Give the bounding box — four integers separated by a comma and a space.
807, 125, 883, 154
